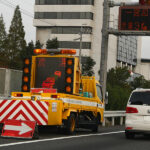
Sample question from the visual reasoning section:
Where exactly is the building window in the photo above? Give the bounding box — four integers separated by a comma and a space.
35, 0, 94, 5
59, 41, 91, 49
117, 36, 137, 66
51, 26, 92, 34
35, 12, 93, 20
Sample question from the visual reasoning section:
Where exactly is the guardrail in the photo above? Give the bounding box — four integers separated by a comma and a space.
103, 111, 126, 126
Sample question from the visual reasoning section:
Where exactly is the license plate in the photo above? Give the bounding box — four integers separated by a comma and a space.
144, 116, 150, 121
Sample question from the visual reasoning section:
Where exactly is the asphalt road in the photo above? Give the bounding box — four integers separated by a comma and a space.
1, 126, 150, 150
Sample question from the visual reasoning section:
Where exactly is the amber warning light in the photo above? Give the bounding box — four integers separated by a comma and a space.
34, 49, 76, 55
34, 49, 47, 54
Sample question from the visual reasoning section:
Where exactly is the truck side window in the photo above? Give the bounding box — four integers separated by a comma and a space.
96, 85, 103, 102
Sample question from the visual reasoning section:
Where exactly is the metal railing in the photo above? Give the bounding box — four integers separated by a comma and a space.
103, 111, 126, 126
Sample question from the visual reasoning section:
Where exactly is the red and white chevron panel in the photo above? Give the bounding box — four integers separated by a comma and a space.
0, 100, 49, 125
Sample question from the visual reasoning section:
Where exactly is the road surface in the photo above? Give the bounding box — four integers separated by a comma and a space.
0, 126, 150, 150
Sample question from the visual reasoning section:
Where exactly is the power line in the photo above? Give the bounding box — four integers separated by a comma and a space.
0, 0, 55, 26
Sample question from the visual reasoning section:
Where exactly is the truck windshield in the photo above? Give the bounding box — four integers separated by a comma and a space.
35, 57, 66, 93
129, 91, 150, 105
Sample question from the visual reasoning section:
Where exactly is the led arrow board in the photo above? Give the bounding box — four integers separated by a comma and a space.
119, 6, 150, 31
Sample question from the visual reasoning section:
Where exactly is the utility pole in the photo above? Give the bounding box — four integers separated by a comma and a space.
79, 25, 83, 66
100, 0, 140, 99
74, 24, 86, 67
100, 0, 110, 98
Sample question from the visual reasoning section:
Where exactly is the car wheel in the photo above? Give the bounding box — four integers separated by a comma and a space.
125, 131, 135, 139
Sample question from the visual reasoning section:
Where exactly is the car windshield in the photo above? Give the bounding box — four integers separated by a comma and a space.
129, 91, 150, 105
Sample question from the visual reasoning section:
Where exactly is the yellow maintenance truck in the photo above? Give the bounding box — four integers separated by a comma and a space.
0, 49, 105, 134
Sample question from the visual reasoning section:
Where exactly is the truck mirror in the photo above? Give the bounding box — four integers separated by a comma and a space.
105, 92, 108, 104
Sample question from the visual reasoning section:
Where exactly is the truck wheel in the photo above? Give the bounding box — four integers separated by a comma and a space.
92, 116, 100, 132
65, 113, 76, 134
33, 125, 39, 139
125, 131, 135, 139
0, 123, 3, 134
92, 123, 99, 132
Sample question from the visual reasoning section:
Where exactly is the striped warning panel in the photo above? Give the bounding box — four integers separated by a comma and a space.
0, 100, 49, 125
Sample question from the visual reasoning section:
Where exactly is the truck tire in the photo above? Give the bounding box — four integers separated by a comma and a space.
33, 125, 39, 139
0, 123, 3, 134
92, 116, 100, 132
65, 113, 76, 134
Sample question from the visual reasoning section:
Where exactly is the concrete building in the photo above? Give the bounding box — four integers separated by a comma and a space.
33, 0, 141, 80
135, 59, 150, 80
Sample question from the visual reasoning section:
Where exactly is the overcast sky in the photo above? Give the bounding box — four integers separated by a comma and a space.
0, 0, 149, 58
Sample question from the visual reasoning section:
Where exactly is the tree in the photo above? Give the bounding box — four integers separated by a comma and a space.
130, 76, 150, 89
82, 57, 96, 76
107, 67, 130, 88
46, 38, 59, 49
0, 14, 7, 67
20, 41, 34, 60
35, 40, 43, 49
106, 84, 131, 110
106, 67, 131, 110
6, 5, 26, 69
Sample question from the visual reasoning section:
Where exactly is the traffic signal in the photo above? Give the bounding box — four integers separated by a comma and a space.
22, 58, 31, 92
65, 58, 74, 94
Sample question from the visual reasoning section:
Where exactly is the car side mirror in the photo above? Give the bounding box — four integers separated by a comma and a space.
105, 91, 108, 104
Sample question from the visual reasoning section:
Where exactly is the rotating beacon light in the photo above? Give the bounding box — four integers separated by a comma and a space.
33, 49, 76, 55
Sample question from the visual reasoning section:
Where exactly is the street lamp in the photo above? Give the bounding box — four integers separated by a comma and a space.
74, 24, 87, 66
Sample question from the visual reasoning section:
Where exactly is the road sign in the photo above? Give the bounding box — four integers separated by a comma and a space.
1, 120, 37, 139
119, 6, 150, 31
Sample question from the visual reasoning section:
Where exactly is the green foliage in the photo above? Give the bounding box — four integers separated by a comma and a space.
106, 84, 131, 110
46, 38, 59, 49
0, 7, 44, 69
130, 76, 150, 89
20, 40, 43, 60
107, 67, 130, 87
21, 41, 34, 60
35, 40, 43, 49
82, 57, 96, 76
0, 14, 7, 67
106, 67, 131, 110
106, 67, 150, 110
6, 6, 26, 69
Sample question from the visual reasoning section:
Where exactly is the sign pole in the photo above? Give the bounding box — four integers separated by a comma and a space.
100, 0, 110, 100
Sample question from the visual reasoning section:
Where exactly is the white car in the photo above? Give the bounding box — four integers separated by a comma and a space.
125, 89, 150, 139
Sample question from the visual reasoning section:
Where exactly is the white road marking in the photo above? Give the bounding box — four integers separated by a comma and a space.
0, 131, 124, 148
